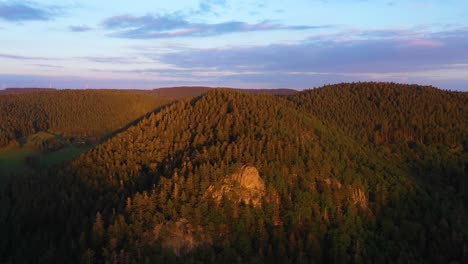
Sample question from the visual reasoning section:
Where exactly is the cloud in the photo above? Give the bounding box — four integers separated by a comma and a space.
158, 27, 468, 73
31, 64, 64, 68
196, 0, 227, 15
0, 53, 57, 61
139, 27, 468, 89
79, 56, 144, 64
0, 73, 212, 89
103, 14, 188, 30
355, 29, 411, 39
90, 24, 468, 90
102, 14, 324, 39
404, 38, 445, 48
0, 1, 59, 22
69, 25, 93, 32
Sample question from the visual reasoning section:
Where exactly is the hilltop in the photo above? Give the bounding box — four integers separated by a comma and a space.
289, 82, 467, 146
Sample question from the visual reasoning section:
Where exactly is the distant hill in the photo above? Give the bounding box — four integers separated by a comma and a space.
145, 86, 212, 99
3, 86, 467, 263
144, 86, 298, 99
1, 87, 298, 99
0, 89, 170, 147
0, 88, 56, 95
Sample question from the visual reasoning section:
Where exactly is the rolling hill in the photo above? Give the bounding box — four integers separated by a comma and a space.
289, 82, 467, 147
0, 90, 171, 147
289, 82, 468, 206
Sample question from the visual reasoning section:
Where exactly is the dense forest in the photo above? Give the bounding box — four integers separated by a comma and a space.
290, 82, 468, 208
289, 82, 467, 146
135, 87, 296, 99
0, 83, 467, 263
0, 90, 170, 147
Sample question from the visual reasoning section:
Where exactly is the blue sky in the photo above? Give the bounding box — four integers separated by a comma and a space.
0, 0, 467, 90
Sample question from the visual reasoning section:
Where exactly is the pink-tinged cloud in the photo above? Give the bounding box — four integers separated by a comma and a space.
102, 14, 327, 39
405, 39, 445, 48
147, 29, 202, 38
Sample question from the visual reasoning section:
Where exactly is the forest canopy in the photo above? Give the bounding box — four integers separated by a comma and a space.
0, 90, 170, 147
0, 83, 466, 263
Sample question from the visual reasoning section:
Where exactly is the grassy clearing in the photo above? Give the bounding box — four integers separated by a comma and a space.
0, 131, 96, 177
37, 145, 91, 167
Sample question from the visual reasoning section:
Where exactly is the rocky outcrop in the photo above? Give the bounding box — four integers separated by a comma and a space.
207, 166, 266, 208
232, 166, 266, 191
321, 177, 369, 210
350, 188, 368, 209
153, 218, 211, 256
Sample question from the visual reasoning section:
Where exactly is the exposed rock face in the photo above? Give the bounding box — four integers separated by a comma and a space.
321, 177, 369, 211
207, 166, 266, 208
351, 188, 368, 209
232, 166, 266, 191
153, 218, 211, 256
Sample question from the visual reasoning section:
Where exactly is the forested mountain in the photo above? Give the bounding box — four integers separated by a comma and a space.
1, 85, 467, 263
289, 82, 467, 146
289, 82, 468, 208
0, 90, 170, 147
0, 83, 466, 263
0, 87, 295, 148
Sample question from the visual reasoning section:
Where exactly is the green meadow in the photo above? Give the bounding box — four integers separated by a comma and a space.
0, 131, 94, 177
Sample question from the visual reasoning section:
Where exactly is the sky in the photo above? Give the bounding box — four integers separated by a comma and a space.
0, 0, 467, 90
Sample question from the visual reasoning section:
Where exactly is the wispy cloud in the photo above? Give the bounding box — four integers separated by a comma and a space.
69, 25, 93, 32
0, 1, 60, 22
404, 38, 445, 48
196, 0, 227, 15
79, 56, 140, 64
0, 53, 57, 61
31, 64, 64, 68
0, 73, 211, 89
102, 14, 325, 39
